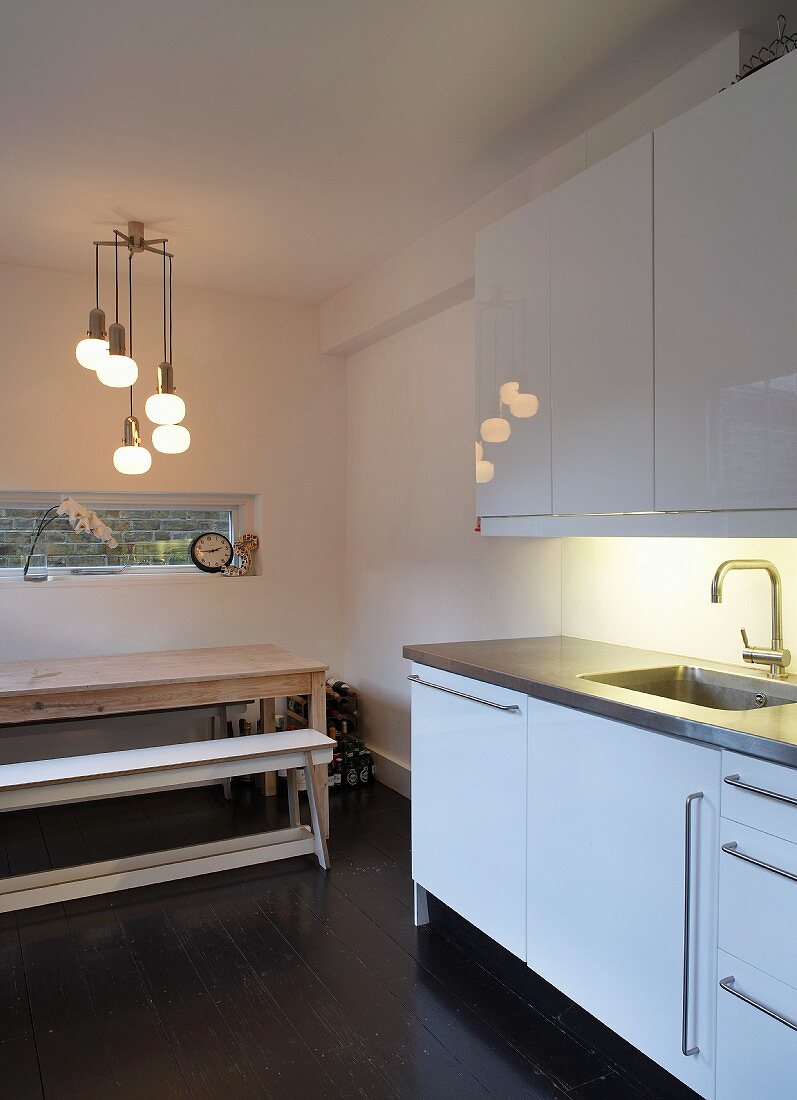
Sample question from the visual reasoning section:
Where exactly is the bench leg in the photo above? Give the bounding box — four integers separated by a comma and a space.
286, 769, 301, 827
308, 671, 330, 839
302, 758, 330, 871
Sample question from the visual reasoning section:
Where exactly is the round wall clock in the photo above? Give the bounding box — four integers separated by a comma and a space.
189, 531, 234, 573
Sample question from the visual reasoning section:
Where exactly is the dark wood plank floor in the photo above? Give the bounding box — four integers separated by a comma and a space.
0, 780, 700, 1100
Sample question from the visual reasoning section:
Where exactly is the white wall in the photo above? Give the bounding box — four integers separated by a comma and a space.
0, 262, 346, 759
344, 300, 561, 786
322, 33, 749, 356
338, 33, 786, 791
562, 538, 797, 669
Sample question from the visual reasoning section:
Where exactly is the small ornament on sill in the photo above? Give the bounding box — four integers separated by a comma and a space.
221, 532, 259, 577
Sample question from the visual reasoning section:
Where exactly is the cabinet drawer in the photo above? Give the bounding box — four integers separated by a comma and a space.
716, 951, 797, 1100
721, 751, 797, 842
719, 820, 797, 989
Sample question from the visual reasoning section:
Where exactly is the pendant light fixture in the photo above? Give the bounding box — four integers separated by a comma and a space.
114, 415, 152, 475
74, 221, 190, 473
147, 248, 191, 454
75, 247, 109, 370
96, 233, 138, 388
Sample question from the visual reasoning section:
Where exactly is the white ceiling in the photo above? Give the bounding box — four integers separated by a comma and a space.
0, 0, 793, 302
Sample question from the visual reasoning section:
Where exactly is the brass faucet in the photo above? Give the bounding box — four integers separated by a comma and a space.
710, 559, 790, 679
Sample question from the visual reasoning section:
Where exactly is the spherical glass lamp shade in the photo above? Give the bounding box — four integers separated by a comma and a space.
152, 423, 191, 454
75, 337, 109, 371
475, 440, 484, 463
476, 459, 495, 484
509, 392, 539, 418
480, 416, 511, 443
113, 444, 152, 475
145, 391, 186, 425
499, 381, 519, 406
97, 354, 138, 388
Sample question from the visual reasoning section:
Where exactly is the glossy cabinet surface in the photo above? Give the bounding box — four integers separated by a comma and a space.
410, 665, 528, 958
475, 194, 552, 518
655, 52, 797, 511
526, 697, 720, 1098
719, 819, 797, 992
721, 749, 797, 844
550, 135, 653, 514
475, 52, 797, 530
716, 951, 797, 1100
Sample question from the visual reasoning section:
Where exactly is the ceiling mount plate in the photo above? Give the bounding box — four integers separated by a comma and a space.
127, 221, 146, 252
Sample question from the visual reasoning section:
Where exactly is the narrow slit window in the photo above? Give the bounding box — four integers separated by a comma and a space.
0, 499, 242, 575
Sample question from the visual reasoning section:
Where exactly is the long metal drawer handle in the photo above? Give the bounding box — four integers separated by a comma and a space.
720, 976, 797, 1033
722, 841, 797, 884
724, 773, 797, 808
682, 791, 703, 1057
407, 674, 520, 712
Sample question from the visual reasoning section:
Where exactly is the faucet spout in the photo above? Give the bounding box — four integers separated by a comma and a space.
709, 559, 789, 678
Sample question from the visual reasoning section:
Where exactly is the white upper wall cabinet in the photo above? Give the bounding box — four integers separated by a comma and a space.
655, 53, 797, 511
475, 194, 552, 517
550, 134, 654, 515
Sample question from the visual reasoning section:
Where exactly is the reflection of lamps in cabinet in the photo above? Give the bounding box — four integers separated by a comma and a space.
480, 416, 511, 443
475, 440, 494, 483
477, 292, 512, 452
476, 289, 540, 482
510, 392, 539, 418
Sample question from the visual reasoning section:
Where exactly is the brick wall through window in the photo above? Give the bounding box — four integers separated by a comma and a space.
0, 508, 232, 570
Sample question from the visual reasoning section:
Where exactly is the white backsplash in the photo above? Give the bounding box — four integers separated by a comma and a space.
562, 538, 797, 668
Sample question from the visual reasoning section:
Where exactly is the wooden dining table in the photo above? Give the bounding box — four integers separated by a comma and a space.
0, 643, 329, 835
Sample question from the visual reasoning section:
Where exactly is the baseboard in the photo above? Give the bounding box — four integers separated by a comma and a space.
371, 747, 410, 798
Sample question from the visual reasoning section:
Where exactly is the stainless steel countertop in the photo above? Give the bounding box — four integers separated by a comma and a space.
402, 636, 797, 768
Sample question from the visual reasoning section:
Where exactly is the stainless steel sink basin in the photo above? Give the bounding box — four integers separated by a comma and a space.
578, 665, 797, 711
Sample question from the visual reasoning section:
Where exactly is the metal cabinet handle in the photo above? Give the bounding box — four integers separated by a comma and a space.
682, 791, 703, 1057
722, 841, 797, 884
407, 674, 520, 712
720, 976, 797, 1033
724, 773, 797, 808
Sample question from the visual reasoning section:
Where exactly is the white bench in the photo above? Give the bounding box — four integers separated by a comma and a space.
0, 729, 334, 914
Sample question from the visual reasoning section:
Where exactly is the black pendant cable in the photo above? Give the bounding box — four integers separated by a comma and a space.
114, 229, 119, 323
169, 253, 173, 366
128, 251, 134, 419
162, 242, 168, 364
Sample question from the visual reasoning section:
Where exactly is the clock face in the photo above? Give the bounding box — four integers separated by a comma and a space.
189, 532, 234, 573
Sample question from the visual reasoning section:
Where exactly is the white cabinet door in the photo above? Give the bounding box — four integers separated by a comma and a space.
475, 194, 551, 517
716, 952, 797, 1100
527, 700, 720, 1099
550, 134, 653, 514
655, 53, 797, 511
410, 665, 527, 958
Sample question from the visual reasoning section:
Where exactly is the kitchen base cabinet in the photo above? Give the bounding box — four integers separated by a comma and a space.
526, 699, 720, 1099
410, 665, 527, 958
716, 952, 797, 1100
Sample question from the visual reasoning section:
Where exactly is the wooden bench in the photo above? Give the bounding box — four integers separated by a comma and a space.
0, 729, 334, 914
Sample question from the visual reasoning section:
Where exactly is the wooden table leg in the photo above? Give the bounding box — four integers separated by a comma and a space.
259, 698, 277, 796
308, 670, 329, 838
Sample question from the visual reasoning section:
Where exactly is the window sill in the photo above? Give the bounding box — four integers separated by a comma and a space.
0, 571, 260, 589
